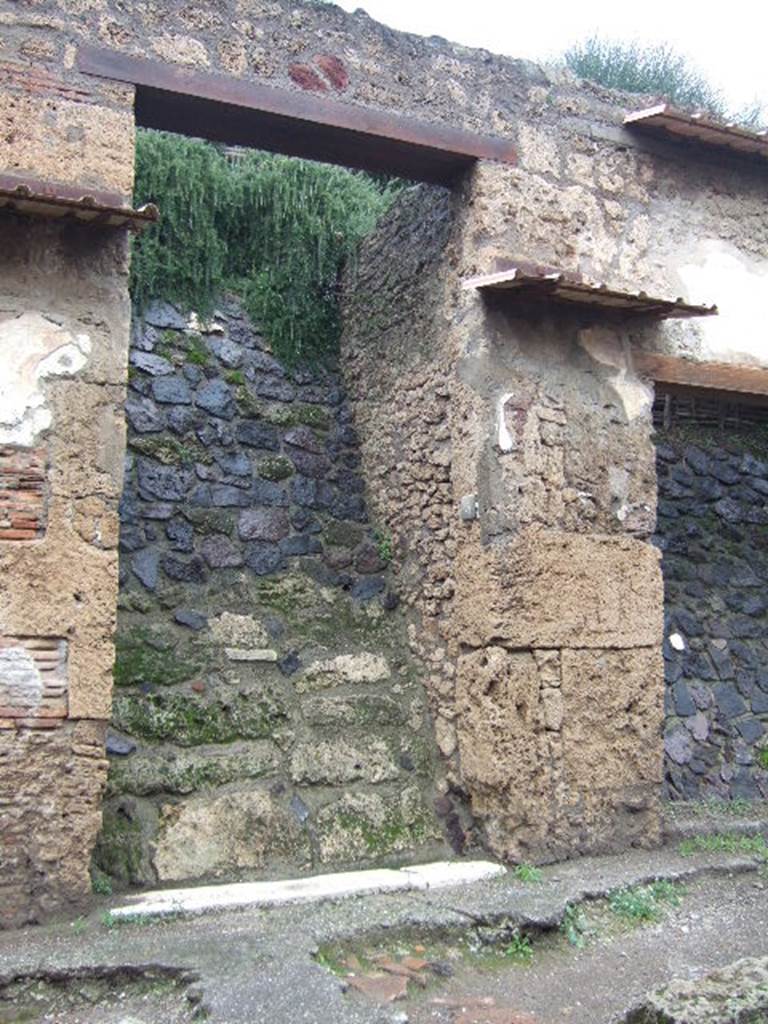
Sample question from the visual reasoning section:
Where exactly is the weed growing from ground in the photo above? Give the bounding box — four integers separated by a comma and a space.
184, 335, 209, 366
608, 880, 684, 923
513, 863, 543, 883
561, 903, 587, 947
91, 870, 113, 897
313, 948, 347, 976
678, 834, 768, 859
503, 930, 533, 963
373, 528, 393, 564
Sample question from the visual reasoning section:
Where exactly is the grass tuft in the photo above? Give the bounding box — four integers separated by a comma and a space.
678, 833, 768, 858
608, 880, 685, 923
503, 929, 534, 963
513, 863, 543, 884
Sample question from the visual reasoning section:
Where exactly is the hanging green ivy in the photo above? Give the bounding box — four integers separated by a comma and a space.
130, 129, 400, 364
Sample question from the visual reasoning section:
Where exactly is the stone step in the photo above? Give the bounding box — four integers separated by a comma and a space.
109, 860, 507, 920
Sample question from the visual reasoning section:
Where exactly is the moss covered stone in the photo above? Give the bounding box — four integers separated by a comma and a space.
112, 691, 286, 746
316, 787, 441, 864
261, 403, 331, 430
180, 507, 234, 536
106, 741, 281, 797
113, 628, 201, 688
128, 433, 211, 466
258, 456, 295, 481
93, 801, 156, 885
324, 521, 364, 548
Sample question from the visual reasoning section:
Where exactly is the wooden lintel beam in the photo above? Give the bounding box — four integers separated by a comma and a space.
76, 45, 517, 184
634, 351, 768, 398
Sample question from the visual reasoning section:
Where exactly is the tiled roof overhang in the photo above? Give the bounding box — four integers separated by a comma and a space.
0, 174, 159, 231
624, 104, 768, 161
463, 263, 717, 320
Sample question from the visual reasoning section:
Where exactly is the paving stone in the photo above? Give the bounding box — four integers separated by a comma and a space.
152, 375, 193, 405
196, 378, 236, 420
283, 425, 324, 453
244, 542, 285, 575
131, 548, 159, 591
144, 301, 186, 329
130, 351, 174, 376
161, 555, 207, 583
200, 534, 243, 568
106, 731, 137, 757
165, 518, 194, 552
238, 508, 290, 542
174, 609, 208, 631
351, 576, 386, 602
235, 421, 280, 450
208, 336, 243, 368
126, 396, 165, 433
712, 683, 748, 719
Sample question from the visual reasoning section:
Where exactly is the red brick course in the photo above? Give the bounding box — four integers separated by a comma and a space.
0, 446, 47, 541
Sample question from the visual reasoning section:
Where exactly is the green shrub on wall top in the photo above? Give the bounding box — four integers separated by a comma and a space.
131, 129, 399, 364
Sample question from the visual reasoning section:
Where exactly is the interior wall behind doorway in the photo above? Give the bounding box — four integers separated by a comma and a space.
654, 388, 768, 800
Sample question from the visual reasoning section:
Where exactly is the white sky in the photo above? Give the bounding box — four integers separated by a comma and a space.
334, 0, 768, 112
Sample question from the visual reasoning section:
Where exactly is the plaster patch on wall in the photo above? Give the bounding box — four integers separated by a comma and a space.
578, 327, 652, 422
0, 648, 44, 711
0, 637, 67, 721
497, 392, 515, 451
0, 313, 91, 446
676, 240, 768, 367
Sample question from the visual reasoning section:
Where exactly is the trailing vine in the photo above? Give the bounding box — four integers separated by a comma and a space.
130, 129, 400, 364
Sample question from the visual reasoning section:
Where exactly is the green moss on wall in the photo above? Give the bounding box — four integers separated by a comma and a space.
112, 692, 286, 746
93, 808, 149, 885
113, 629, 201, 688
128, 433, 211, 466
258, 456, 295, 481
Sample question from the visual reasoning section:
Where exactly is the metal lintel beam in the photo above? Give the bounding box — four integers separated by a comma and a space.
76, 45, 517, 185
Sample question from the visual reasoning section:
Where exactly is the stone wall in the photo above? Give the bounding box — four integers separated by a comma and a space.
99, 298, 445, 886
2, 0, 767, 917
0, 218, 129, 928
343, 185, 665, 863
656, 420, 768, 801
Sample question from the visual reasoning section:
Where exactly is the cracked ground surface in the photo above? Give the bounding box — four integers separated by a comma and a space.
0, 845, 766, 1024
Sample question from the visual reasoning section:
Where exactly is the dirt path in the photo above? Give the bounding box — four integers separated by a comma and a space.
404, 873, 768, 1024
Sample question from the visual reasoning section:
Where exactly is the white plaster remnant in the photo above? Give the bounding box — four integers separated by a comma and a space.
109, 860, 507, 920
578, 327, 652, 422
0, 647, 43, 711
0, 313, 91, 446
497, 392, 515, 451
677, 240, 768, 367
225, 648, 278, 662
669, 633, 686, 652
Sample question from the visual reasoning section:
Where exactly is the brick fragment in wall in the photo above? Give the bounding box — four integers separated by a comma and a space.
0, 636, 67, 724
0, 446, 47, 540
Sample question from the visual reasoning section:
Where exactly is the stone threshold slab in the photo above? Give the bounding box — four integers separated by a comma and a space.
110, 860, 506, 920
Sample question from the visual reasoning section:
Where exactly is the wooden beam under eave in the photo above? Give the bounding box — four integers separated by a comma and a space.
634, 351, 768, 398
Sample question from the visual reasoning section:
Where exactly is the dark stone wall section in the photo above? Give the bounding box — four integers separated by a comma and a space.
655, 430, 768, 801
120, 299, 387, 603
103, 298, 444, 886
